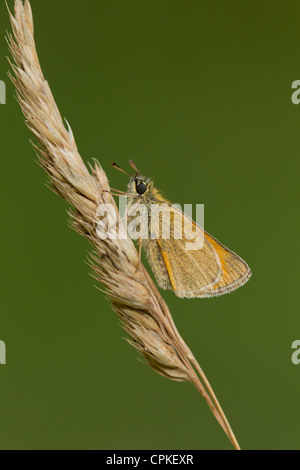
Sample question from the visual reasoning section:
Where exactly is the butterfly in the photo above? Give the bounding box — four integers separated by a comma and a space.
111, 161, 251, 298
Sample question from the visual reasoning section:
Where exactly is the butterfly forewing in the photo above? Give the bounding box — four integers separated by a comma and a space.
142, 203, 251, 298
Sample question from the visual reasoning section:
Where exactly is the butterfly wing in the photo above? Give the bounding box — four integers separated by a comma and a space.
143, 203, 251, 298
199, 231, 251, 297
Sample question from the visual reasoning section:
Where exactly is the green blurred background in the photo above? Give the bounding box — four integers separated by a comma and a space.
0, 0, 299, 450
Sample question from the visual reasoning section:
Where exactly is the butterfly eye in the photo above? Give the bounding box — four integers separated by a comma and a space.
135, 181, 147, 195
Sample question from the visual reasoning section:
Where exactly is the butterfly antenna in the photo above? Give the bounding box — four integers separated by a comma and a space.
111, 162, 131, 177
129, 159, 140, 173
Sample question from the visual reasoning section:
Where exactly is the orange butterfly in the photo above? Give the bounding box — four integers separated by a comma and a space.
112, 161, 251, 298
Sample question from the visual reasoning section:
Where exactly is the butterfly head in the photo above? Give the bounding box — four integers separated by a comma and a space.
111, 161, 153, 198
127, 173, 152, 197
111, 160, 165, 202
